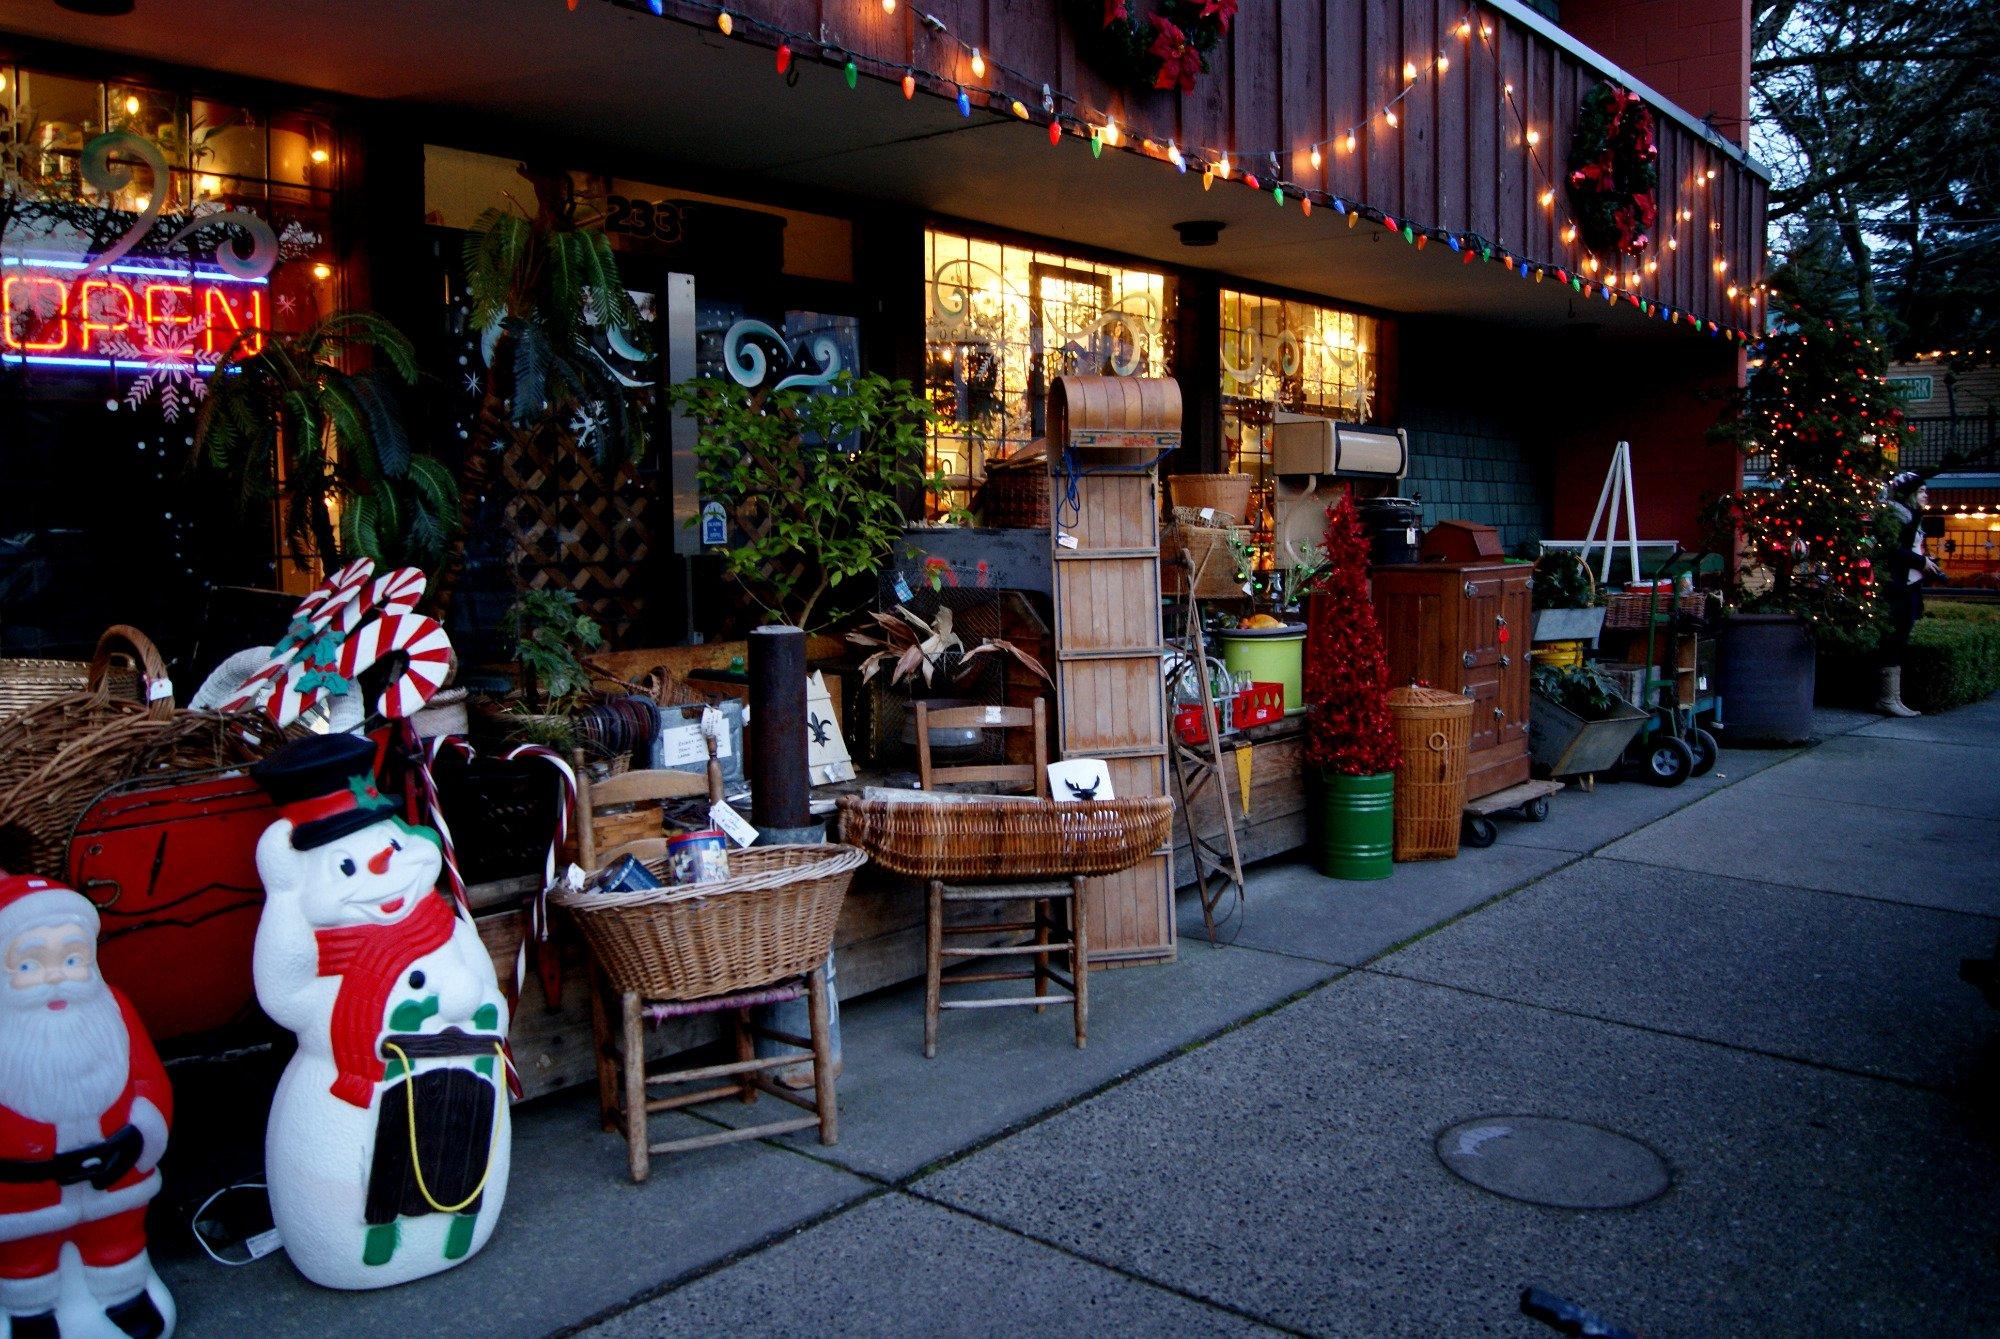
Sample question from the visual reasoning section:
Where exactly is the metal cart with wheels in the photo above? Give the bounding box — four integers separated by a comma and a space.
1459, 778, 1564, 848
1615, 550, 1724, 788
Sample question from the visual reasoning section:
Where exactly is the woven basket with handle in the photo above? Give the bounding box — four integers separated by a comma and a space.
1387, 686, 1474, 861
0, 624, 170, 725
837, 794, 1173, 881
553, 844, 865, 1001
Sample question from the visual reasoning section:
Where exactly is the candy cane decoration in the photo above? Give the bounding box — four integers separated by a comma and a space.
220, 563, 453, 727
502, 744, 577, 1010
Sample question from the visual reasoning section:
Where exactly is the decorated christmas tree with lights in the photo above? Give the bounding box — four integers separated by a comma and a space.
1708, 270, 1914, 631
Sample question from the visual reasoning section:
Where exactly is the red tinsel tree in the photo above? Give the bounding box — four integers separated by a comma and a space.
1302, 494, 1401, 776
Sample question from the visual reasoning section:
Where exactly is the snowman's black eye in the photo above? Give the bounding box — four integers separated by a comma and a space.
339, 858, 357, 877
390, 838, 403, 852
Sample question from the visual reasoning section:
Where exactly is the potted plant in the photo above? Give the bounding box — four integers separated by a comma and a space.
497, 589, 603, 754
1704, 269, 1911, 743
1300, 494, 1401, 880
1528, 663, 1651, 780
666, 371, 944, 632
193, 311, 459, 576
1530, 550, 1606, 643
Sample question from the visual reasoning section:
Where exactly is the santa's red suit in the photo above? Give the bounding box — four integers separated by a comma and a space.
0, 989, 171, 1279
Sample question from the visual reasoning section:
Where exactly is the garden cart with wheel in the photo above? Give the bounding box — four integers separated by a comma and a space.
1459, 778, 1564, 849
1614, 549, 1721, 788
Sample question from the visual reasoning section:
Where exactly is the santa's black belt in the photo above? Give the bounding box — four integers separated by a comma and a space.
379, 1028, 505, 1062
0, 1124, 142, 1190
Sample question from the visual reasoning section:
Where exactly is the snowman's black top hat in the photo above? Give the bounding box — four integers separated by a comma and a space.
249, 733, 398, 850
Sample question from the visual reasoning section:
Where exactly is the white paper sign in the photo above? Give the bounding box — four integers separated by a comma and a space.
805, 671, 856, 785
658, 719, 733, 768
709, 800, 759, 848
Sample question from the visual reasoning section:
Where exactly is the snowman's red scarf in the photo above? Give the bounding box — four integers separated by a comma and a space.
314, 891, 457, 1108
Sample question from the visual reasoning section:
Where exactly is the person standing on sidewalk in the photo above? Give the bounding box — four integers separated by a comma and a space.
1875, 472, 1942, 717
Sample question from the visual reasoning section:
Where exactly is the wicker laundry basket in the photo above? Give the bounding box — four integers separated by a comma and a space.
1387, 686, 1474, 860
553, 844, 865, 1002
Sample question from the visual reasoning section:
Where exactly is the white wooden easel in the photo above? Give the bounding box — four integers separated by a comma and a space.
1579, 441, 1643, 586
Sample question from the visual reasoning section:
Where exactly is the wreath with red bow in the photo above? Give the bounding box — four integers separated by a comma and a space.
1565, 81, 1659, 257
1066, 0, 1238, 94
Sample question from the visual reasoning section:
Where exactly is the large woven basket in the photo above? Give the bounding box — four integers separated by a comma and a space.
1602, 590, 1708, 629
837, 794, 1174, 881
975, 464, 1051, 529
1167, 473, 1254, 524
1387, 686, 1473, 861
0, 625, 170, 725
554, 844, 864, 1001
1162, 523, 1250, 600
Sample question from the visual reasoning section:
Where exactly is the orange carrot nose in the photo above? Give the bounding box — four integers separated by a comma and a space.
368, 846, 395, 876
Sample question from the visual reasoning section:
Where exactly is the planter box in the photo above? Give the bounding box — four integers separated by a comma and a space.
1530, 692, 1649, 777
1531, 606, 1607, 644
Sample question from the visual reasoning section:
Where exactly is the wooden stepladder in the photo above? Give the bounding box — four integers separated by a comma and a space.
1165, 561, 1245, 943
1046, 375, 1179, 966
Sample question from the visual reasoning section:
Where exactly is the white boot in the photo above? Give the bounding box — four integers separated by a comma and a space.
1876, 667, 1920, 717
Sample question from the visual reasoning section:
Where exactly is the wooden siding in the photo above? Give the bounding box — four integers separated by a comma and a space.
740, 0, 1765, 330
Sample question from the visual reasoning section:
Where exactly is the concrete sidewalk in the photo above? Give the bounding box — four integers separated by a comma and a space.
160, 699, 2000, 1337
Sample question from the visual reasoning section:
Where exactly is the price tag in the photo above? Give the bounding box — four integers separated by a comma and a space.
145, 677, 174, 702
1056, 532, 1079, 550
1199, 507, 1216, 523
893, 574, 915, 602
245, 1229, 283, 1261
984, 705, 1005, 723
709, 800, 759, 848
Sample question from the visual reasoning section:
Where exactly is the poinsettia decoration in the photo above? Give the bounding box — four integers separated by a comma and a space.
1565, 80, 1659, 259
1066, 0, 1236, 95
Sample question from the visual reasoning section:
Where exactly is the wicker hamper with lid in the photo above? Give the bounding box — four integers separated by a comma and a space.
1387, 686, 1474, 860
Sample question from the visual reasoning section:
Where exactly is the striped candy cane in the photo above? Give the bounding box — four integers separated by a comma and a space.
332, 609, 452, 721
218, 560, 377, 718
503, 744, 577, 1009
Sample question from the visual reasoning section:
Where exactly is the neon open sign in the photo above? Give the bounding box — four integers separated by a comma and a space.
1, 258, 268, 369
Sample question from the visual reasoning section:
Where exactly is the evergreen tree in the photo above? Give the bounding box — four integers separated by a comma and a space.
1301, 494, 1400, 775
1709, 269, 1916, 633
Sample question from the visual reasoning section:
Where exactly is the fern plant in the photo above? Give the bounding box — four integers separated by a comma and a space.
193, 310, 458, 573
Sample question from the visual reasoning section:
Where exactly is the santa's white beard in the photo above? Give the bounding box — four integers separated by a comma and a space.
0, 981, 129, 1135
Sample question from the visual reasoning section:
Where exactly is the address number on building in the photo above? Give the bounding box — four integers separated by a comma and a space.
604, 195, 687, 245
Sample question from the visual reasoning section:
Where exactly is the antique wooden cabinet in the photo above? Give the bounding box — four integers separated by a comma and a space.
1374, 561, 1533, 800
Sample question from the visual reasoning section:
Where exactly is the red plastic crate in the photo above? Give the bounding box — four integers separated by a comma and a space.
1231, 681, 1285, 729
1174, 701, 1224, 745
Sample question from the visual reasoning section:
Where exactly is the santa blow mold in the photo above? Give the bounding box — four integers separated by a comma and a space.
249, 735, 510, 1290
0, 873, 174, 1339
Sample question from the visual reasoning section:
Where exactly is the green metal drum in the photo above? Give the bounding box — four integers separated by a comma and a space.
1310, 769, 1395, 880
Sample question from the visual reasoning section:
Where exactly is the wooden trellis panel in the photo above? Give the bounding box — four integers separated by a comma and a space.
501, 431, 654, 644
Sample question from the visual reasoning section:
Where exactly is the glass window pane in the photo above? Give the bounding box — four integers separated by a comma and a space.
924, 228, 1175, 518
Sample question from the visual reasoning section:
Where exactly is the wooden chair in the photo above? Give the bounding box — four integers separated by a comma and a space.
915, 698, 1087, 1058
572, 754, 837, 1181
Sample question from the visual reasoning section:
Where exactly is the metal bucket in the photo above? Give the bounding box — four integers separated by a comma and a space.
1310, 769, 1395, 880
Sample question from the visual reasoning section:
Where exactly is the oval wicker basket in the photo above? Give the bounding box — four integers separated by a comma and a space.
0, 624, 172, 725
553, 844, 865, 1001
1386, 686, 1473, 861
1167, 474, 1254, 526
836, 794, 1174, 881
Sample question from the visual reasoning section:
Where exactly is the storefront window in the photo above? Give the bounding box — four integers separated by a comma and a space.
923, 228, 1174, 514
0, 59, 343, 656
1220, 290, 1379, 534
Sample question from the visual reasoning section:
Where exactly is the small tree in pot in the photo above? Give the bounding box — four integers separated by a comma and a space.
1301, 494, 1401, 880
667, 372, 945, 633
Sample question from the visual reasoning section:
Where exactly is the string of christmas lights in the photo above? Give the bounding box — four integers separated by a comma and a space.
567, 0, 1763, 340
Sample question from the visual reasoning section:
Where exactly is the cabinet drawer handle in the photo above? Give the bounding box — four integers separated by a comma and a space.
82, 878, 122, 911
1461, 651, 1476, 668
1499, 654, 1511, 668
1493, 707, 1505, 720
1463, 581, 1478, 598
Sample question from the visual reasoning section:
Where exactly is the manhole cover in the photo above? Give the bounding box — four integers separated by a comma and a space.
1435, 1116, 1670, 1209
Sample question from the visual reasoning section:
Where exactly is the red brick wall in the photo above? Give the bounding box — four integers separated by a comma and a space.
1549, 338, 1746, 549
1563, 0, 1752, 145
